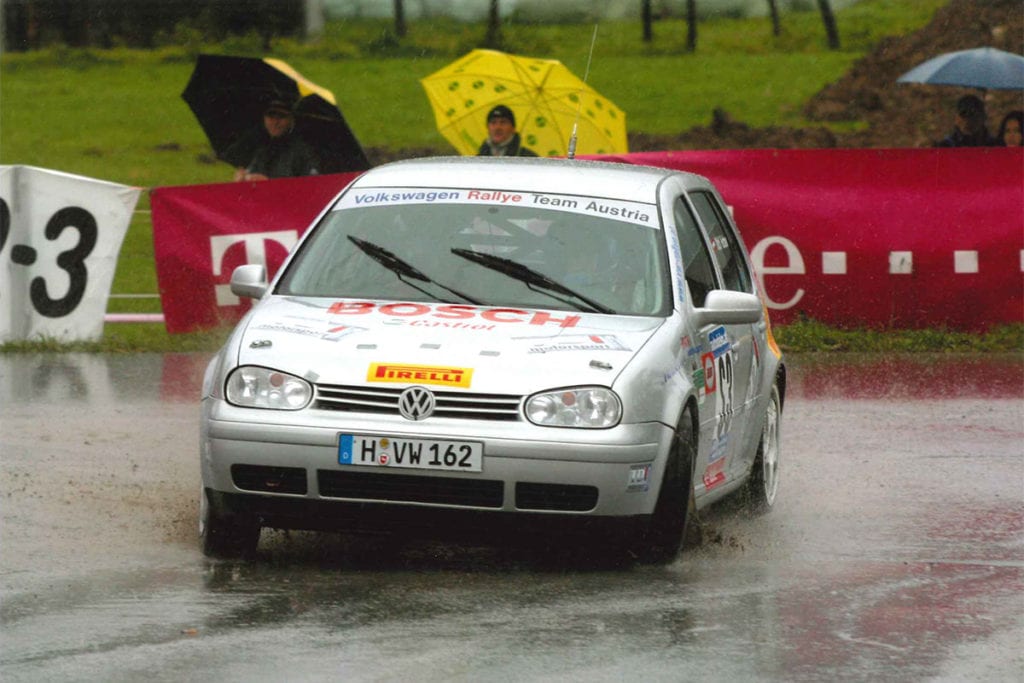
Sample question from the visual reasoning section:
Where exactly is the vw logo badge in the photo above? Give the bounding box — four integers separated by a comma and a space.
398, 386, 436, 421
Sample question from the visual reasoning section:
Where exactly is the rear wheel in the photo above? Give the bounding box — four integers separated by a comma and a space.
200, 488, 261, 559
636, 409, 697, 564
746, 382, 781, 514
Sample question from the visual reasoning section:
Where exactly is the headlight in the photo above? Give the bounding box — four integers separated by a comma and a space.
225, 366, 312, 410
525, 387, 622, 428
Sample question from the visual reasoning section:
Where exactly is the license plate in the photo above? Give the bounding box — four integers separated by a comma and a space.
338, 434, 483, 472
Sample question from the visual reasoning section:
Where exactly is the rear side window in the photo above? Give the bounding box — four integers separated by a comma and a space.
688, 191, 753, 294
673, 198, 718, 308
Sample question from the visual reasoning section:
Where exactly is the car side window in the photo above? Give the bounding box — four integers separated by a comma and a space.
688, 191, 753, 294
673, 198, 718, 308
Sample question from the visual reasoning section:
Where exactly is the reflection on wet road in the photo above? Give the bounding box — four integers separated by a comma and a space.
1, 352, 1022, 681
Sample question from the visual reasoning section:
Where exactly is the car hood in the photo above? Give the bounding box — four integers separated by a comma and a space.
235, 297, 665, 393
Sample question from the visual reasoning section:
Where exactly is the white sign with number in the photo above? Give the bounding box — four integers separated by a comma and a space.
0, 166, 141, 342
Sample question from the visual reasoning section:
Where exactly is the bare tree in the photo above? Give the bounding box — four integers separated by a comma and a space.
766, 0, 780, 37
394, 0, 406, 38
685, 0, 697, 52
642, 0, 653, 43
818, 0, 840, 49
485, 0, 501, 48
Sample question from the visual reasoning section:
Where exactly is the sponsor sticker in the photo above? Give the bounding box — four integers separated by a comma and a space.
701, 352, 717, 394
367, 362, 473, 388
251, 319, 365, 342
702, 459, 726, 491
524, 334, 631, 354
627, 464, 652, 492
328, 301, 580, 329
709, 325, 731, 358
333, 187, 659, 229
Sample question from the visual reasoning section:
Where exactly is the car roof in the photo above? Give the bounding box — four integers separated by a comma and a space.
348, 156, 710, 202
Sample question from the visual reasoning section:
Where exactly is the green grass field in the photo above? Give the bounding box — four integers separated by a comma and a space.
4, 0, 1019, 352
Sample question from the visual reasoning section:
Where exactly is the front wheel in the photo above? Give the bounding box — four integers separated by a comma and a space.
635, 409, 697, 564
200, 488, 261, 559
746, 381, 781, 514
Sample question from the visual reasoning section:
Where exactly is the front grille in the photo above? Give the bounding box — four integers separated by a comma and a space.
232, 464, 307, 495
318, 470, 504, 508
515, 482, 598, 512
315, 384, 522, 421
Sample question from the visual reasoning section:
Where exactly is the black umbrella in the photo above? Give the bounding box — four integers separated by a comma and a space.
182, 54, 370, 174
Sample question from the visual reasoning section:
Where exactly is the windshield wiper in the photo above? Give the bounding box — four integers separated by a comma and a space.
450, 247, 614, 314
348, 236, 483, 305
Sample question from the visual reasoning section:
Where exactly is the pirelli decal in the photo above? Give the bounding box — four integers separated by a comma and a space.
367, 363, 473, 388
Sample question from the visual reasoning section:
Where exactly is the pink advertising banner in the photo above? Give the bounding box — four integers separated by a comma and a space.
151, 148, 1023, 333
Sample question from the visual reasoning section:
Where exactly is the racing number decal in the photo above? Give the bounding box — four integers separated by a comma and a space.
0, 199, 9, 254
714, 351, 735, 441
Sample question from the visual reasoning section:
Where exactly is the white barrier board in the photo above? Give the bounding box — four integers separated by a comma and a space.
0, 165, 141, 342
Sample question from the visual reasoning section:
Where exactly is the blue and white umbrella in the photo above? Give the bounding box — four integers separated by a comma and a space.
897, 47, 1024, 91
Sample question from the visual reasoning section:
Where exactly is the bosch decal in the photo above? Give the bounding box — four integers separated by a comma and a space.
328, 301, 581, 329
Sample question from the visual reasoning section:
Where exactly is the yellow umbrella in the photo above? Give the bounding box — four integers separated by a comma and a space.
420, 49, 628, 157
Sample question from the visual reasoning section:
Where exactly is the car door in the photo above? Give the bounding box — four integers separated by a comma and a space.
672, 195, 753, 496
685, 190, 765, 482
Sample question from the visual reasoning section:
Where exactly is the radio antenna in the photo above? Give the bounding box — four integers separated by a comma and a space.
567, 23, 599, 160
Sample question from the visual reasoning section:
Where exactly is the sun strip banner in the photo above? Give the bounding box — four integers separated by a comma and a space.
150, 148, 1023, 333
0, 165, 141, 342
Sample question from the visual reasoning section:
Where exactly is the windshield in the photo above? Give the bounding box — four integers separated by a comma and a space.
276, 187, 670, 316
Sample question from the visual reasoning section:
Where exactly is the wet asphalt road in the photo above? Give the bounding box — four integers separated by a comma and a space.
1, 352, 1022, 682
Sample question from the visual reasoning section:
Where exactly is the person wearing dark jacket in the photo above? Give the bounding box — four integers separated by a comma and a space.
235, 100, 320, 181
476, 105, 538, 157
933, 95, 999, 148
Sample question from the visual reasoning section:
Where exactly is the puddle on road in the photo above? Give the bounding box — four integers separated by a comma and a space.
2, 351, 1022, 680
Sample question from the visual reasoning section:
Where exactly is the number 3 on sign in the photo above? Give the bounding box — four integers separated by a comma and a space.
0, 197, 98, 318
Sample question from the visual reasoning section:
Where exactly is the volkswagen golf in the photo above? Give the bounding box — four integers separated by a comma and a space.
199, 156, 785, 563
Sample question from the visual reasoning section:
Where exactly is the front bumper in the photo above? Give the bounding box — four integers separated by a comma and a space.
201, 397, 676, 528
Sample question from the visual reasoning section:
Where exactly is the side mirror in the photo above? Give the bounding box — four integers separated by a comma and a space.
691, 289, 763, 328
230, 264, 268, 300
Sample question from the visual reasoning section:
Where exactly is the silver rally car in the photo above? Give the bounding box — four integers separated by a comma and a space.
200, 156, 785, 562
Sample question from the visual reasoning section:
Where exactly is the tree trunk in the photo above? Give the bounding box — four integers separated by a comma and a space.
393, 0, 406, 38
817, 0, 840, 50
485, 0, 501, 48
304, 0, 325, 40
642, 0, 652, 43
685, 0, 697, 52
766, 0, 780, 37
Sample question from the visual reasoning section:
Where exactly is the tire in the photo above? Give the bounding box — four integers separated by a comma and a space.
746, 381, 781, 514
199, 487, 261, 559
635, 409, 697, 564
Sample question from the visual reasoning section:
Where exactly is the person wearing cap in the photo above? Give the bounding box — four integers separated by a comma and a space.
933, 95, 999, 148
476, 105, 538, 157
234, 99, 321, 181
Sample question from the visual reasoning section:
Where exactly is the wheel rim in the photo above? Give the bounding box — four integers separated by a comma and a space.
761, 392, 780, 505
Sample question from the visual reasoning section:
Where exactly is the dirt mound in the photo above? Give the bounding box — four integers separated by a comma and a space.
650, 0, 1023, 151
806, 0, 1023, 148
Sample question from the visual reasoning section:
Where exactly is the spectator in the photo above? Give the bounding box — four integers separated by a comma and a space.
933, 95, 998, 148
997, 110, 1023, 147
235, 99, 320, 181
477, 105, 538, 157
